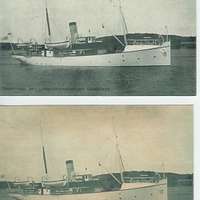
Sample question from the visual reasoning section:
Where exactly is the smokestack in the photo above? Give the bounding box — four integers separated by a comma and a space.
66, 160, 75, 181
69, 22, 79, 44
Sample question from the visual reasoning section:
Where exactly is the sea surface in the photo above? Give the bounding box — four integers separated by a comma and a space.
0, 49, 196, 96
0, 186, 193, 200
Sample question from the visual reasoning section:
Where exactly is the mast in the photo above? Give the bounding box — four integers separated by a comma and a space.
118, 0, 128, 46
42, 146, 48, 175
45, 0, 51, 41
112, 117, 125, 183
40, 119, 48, 178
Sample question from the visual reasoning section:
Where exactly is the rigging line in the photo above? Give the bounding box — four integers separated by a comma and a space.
112, 117, 125, 171
121, 11, 128, 34
108, 0, 127, 46
101, 24, 125, 47
118, 0, 128, 33
117, 0, 128, 46
112, 117, 125, 183
81, 132, 121, 185
98, 162, 122, 185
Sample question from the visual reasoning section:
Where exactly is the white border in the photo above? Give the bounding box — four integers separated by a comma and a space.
195, 0, 200, 198
0, 96, 196, 105
0, 0, 199, 199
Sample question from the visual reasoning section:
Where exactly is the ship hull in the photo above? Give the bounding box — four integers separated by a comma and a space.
10, 181, 168, 200
13, 42, 171, 67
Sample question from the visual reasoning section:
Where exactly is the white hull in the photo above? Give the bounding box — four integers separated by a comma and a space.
13, 42, 171, 67
10, 180, 168, 200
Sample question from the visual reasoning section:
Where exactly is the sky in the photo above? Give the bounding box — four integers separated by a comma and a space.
0, 106, 193, 181
0, 0, 196, 42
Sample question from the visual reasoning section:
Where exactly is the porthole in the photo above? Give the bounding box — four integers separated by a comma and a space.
161, 49, 167, 56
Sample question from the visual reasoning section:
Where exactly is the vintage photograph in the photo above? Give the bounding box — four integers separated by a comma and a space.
0, 0, 196, 95
0, 105, 193, 200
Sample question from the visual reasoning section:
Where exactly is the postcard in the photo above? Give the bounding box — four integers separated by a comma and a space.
0, 105, 193, 200
0, 0, 196, 96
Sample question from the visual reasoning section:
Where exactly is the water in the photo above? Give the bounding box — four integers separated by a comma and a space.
168, 186, 193, 200
0, 186, 193, 200
0, 49, 196, 96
